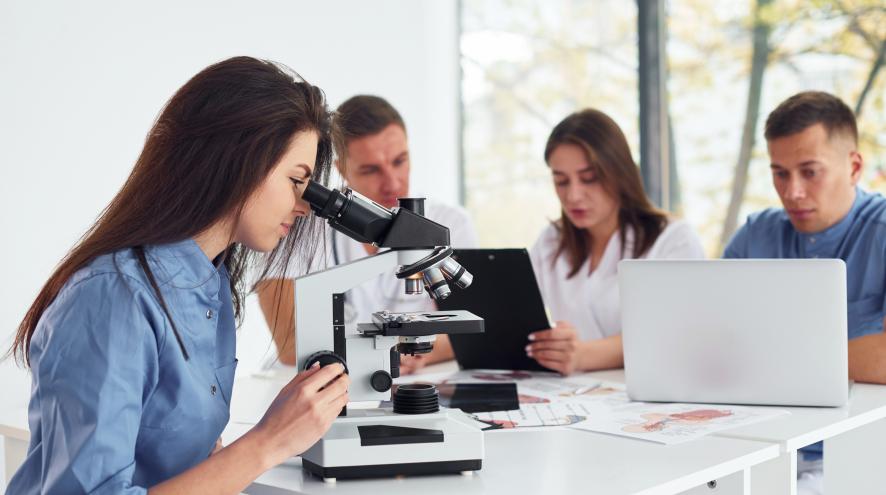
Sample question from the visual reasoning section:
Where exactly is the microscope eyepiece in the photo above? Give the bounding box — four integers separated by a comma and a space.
397, 197, 425, 216
302, 181, 393, 245
302, 180, 343, 217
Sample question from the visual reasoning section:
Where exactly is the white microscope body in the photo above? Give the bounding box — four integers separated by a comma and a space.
294, 183, 485, 481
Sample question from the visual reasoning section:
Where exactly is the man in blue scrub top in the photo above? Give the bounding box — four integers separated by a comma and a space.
724, 91, 886, 494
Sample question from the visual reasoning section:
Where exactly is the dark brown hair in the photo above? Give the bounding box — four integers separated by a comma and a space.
765, 91, 858, 143
11, 56, 336, 366
336, 94, 406, 144
545, 109, 668, 278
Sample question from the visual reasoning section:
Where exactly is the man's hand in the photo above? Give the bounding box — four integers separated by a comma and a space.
399, 353, 430, 375
397, 335, 456, 375
848, 316, 886, 384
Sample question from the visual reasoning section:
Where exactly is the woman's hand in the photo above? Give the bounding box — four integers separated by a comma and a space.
251, 363, 349, 466
151, 364, 349, 494
527, 321, 582, 375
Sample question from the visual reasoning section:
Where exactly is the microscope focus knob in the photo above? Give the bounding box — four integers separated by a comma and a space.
370, 370, 393, 392
303, 351, 349, 374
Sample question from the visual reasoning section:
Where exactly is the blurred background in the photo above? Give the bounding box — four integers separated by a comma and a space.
0, 1, 884, 482
461, 0, 885, 254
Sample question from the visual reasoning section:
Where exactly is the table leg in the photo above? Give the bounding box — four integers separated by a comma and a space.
824, 416, 886, 493
746, 450, 796, 495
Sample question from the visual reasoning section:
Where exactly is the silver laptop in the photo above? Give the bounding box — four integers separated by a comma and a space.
619, 259, 848, 407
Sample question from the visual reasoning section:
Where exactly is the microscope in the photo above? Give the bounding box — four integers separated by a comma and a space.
294, 181, 485, 482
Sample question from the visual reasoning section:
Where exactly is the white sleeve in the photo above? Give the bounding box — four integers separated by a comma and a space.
431, 203, 479, 248
451, 212, 479, 248
649, 220, 707, 260
280, 230, 334, 278
529, 226, 555, 309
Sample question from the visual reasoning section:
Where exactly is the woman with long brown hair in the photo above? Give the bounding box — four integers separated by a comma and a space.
526, 109, 705, 375
6, 56, 350, 494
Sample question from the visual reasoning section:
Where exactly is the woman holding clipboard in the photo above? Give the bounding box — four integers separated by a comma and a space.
527, 109, 705, 375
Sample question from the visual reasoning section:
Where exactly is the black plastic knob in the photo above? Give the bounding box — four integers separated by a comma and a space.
393, 383, 439, 414
370, 370, 393, 392
303, 351, 348, 374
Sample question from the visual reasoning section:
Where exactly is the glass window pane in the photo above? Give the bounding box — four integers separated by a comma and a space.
461, 0, 639, 248
668, 0, 886, 255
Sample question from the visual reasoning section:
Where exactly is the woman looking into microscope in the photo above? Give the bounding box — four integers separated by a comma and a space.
7, 56, 349, 494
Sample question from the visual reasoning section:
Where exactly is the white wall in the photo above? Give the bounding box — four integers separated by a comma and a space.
0, 1, 459, 478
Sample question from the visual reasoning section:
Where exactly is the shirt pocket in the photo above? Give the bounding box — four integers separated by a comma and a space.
214, 359, 238, 405
848, 295, 884, 338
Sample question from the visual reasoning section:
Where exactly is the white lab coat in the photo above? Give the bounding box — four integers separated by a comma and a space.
529, 219, 705, 341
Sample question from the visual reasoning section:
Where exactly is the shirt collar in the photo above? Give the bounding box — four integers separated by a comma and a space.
147, 238, 223, 297
797, 187, 864, 256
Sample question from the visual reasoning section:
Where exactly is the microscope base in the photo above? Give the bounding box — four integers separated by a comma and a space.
302, 458, 481, 480
300, 407, 484, 480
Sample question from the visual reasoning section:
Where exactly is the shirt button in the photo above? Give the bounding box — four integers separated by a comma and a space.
206, 309, 214, 319
809, 237, 816, 244
210, 385, 217, 396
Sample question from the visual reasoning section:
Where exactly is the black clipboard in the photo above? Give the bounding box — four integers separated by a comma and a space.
438, 248, 553, 371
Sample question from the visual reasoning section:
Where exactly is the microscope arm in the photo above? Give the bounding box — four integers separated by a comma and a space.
294, 249, 433, 371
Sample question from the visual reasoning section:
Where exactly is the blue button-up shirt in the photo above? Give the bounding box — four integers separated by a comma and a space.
724, 187, 886, 459
725, 187, 886, 337
8, 239, 238, 494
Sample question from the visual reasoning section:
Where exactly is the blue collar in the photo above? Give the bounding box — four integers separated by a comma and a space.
146, 238, 224, 297
797, 187, 865, 257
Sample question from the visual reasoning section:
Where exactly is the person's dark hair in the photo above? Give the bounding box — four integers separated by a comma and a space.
11, 56, 337, 366
544, 109, 668, 278
764, 91, 858, 143
336, 95, 406, 144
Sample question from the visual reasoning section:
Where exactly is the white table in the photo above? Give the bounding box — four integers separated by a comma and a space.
0, 407, 28, 490
227, 366, 778, 495
6, 365, 886, 494
8, 369, 773, 494
589, 369, 886, 495
243, 428, 777, 495
712, 381, 886, 494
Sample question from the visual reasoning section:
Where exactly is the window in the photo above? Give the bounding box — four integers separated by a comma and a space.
461, 0, 885, 255
461, 0, 638, 248
669, 0, 886, 254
